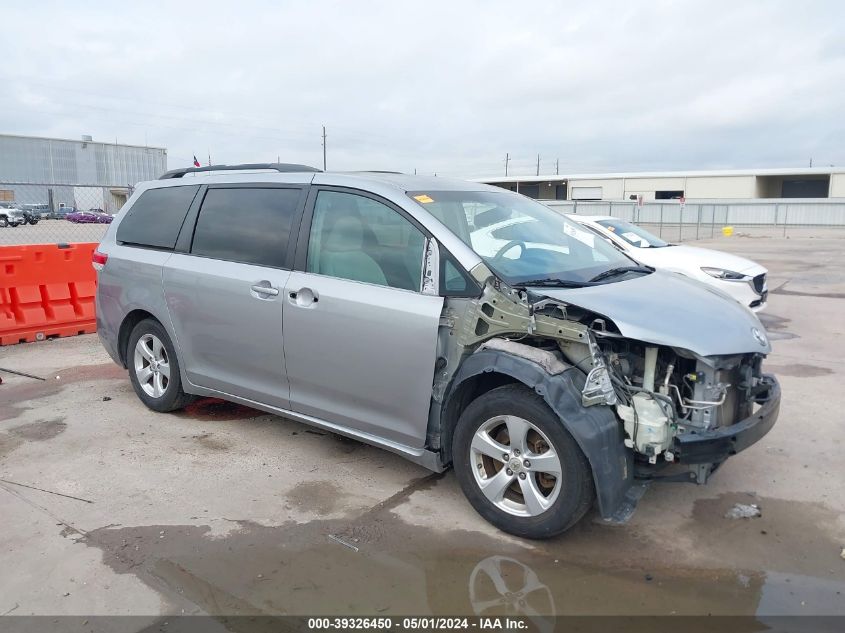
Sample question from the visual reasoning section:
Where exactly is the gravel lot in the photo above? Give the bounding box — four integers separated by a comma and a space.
0, 220, 108, 246
1, 232, 844, 621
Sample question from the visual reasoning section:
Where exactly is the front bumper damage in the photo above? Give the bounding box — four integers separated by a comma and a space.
672, 374, 780, 465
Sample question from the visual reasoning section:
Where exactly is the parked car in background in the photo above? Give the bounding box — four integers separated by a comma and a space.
18, 208, 40, 225
569, 215, 768, 311
0, 203, 27, 227
22, 204, 51, 220
94, 164, 780, 538
67, 209, 112, 223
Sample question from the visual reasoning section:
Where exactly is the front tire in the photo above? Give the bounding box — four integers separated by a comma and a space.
453, 384, 595, 539
126, 318, 194, 412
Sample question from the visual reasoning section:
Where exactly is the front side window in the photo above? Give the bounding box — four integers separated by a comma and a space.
408, 190, 638, 286
191, 187, 300, 267
596, 219, 670, 248
306, 190, 426, 291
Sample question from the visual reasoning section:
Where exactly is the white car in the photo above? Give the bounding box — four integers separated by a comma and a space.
569, 215, 768, 312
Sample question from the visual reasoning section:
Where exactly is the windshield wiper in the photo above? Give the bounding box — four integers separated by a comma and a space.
588, 266, 652, 283
515, 277, 590, 288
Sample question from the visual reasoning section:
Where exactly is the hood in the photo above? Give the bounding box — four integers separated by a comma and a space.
533, 270, 771, 357
631, 244, 766, 275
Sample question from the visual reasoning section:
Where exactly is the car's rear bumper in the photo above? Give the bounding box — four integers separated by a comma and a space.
672, 374, 780, 464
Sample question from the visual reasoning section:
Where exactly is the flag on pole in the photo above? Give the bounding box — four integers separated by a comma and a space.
193, 155, 201, 167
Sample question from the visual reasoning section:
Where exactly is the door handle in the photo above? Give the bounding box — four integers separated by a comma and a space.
251, 284, 279, 296
288, 287, 319, 307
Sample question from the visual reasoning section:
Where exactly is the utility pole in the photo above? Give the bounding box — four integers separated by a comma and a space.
809, 157, 813, 167
555, 158, 559, 175
504, 152, 510, 176
322, 125, 327, 171
536, 154, 540, 176
208, 151, 211, 166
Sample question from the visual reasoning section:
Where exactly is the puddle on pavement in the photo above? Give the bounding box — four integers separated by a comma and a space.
7, 418, 67, 440
757, 313, 799, 342
0, 418, 67, 458
81, 492, 845, 618
287, 480, 344, 516
0, 362, 125, 421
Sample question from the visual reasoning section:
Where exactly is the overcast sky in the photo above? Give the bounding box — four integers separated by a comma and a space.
1, 1, 844, 178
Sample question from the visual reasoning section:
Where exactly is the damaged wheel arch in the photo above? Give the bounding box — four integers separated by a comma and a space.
441, 348, 633, 521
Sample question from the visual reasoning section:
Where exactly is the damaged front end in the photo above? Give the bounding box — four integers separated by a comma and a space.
434, 263, 780, 521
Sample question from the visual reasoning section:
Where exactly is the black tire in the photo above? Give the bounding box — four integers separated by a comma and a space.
29, 219, 38, 225
453, 384, 595, 539
0, 217, 7, 227
126, 318, 195, 412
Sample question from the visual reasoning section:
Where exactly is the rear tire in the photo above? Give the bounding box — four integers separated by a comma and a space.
126, 318, 194, 412
0, 218, 7, 227
453, 384, 595, 539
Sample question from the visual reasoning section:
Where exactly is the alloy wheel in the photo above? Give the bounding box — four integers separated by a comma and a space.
470, 415, 563, 517
133, 333, 170, 398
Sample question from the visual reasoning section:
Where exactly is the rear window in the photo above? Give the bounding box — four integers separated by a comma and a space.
116, 185, 199, 249
190, 187, 301, 268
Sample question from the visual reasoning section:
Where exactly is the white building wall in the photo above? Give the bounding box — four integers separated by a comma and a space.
685, 176, 756, 199
569, 178, 624, 200
623, 177, 686, 201
829, 173, 845, 198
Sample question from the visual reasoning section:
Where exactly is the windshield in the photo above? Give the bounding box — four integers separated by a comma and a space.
596, 218, 670, 248
407, 190, 641, 285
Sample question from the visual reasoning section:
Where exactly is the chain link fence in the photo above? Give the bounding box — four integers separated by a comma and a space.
0, 182, 133, 245
545, 199, 845, 241
3, 183, 845, 246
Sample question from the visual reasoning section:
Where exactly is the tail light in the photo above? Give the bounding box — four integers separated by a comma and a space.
92, 250, 108, 272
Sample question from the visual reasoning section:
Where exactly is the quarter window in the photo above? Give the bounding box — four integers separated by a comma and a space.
116, 185, 199, 249
306, 191, 425, 291
191, 188, 300, 267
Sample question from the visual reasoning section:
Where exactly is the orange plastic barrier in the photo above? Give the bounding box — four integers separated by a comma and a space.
0, 243, 99, 346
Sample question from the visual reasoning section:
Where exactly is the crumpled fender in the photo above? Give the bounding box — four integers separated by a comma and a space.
444, 349, 633, 520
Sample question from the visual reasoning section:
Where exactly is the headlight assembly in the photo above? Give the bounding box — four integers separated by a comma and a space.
701, 267, 748, 281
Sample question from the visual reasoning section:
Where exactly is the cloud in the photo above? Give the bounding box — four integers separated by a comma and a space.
1, 0, 843, 178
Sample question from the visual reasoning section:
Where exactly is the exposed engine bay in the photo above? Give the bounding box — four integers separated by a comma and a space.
594, 337, 769, 469
435, 263, 778, 488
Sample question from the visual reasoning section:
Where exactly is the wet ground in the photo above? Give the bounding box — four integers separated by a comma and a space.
1, 233, 844, 623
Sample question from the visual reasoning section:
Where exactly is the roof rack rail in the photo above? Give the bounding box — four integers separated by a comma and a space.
159, 163, 322, 180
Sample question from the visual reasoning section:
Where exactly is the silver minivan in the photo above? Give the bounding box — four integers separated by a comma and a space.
95, 164, 780, 538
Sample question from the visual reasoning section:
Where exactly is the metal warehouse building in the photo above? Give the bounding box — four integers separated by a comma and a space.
478, 167, 845, 201
0, 133, 167, 213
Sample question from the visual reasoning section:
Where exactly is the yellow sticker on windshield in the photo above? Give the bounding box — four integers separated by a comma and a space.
414, 194, 434, 204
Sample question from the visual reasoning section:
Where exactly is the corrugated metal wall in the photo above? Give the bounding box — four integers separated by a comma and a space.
0, 135, 166, 186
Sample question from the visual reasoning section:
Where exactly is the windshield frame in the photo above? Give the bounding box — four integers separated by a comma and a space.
407, 189, 645, 286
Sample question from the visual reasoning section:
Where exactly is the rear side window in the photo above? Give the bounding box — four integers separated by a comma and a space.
116, 185, 199, 249
191, 187, 300, 268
